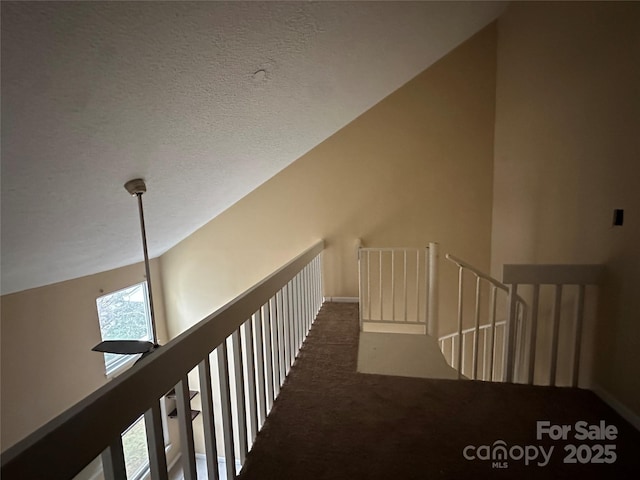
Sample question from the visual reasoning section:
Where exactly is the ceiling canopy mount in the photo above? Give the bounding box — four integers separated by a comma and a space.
124, 178, 147, 196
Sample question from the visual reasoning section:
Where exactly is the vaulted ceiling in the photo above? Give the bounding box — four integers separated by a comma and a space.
1, 1, 505, 294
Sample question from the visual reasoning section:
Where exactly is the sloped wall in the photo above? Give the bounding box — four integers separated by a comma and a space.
492, 3, 640, 416
160, 25, 497, 341
0, 21, 497, 458
158, 25, 497, 456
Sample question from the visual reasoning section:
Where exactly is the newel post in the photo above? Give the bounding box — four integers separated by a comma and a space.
427, 242, 439, 336
504, 283, 519, 383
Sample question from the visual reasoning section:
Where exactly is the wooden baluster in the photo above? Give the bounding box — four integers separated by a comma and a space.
102, 437, 126, 480
243, 318, 258, 444
217, 342, 236, 480
175, 376, 197, 480
198, 356, 220, 480
231, 329, 248, 464
145, 401, 168, 480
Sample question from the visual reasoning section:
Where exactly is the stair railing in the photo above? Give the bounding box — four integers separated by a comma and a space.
439, 320, 507, 381
1, 241, 324, 480
357, 242, 439, 336
502, 264, 604, 386
442, 254, 528, 381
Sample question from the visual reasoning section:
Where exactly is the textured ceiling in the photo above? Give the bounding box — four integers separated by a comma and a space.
1, 1, 505, 295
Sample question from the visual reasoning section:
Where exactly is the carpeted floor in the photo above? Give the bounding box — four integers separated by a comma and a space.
237, 302, 640, 479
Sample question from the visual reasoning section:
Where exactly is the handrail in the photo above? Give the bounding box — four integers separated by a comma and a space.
502, 263, 604, 387
445, 253, 528, 323
503, 264, 604, 286
1, 240, 324, 479
445, 254, 509, 293
359, 247, 423, 252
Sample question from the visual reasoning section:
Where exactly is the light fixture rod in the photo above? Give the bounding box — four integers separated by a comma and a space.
125, 178, 159, 346
136, 192, 158, 345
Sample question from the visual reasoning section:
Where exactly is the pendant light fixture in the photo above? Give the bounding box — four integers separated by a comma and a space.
92, 179, 160, 358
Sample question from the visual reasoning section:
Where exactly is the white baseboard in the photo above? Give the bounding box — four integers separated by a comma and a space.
592, 384, 640, 431
362, 322, 426, 335
166, 446, 181, 472
324, 296, 359, 303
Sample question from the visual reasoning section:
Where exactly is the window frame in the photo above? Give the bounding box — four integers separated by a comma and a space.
121, 415, 150, 480
95, 281, 154, 376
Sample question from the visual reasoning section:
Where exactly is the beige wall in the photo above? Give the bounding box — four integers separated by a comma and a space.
6, 1, 638, 463
161, 24, 496, 456
160, 25, 497, 341
0, 23, 496, 460
492, 3, 640, 413
0, 259, 176, 456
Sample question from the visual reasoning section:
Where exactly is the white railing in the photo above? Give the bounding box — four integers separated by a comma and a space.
1, 241, 324, 480
440, 254, 528, 382
502, 264, 604, 387
357, 244, 604, 389
439, 321, 507, 382
358, 243, 439, 336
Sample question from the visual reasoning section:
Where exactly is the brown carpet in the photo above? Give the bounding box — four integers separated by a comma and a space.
238, 302, 640, 479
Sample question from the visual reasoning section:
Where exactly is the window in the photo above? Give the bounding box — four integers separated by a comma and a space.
96, 282, 157, 478
96, 282, 153, 375
122, 416, 150, 480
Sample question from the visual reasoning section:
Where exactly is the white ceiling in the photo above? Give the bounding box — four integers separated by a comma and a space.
1, 1, 505, 295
